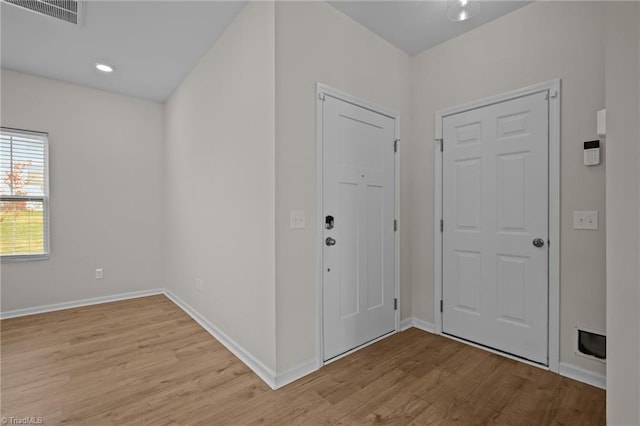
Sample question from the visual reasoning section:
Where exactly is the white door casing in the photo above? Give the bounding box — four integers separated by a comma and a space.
320, 91, 397, 362
441, 90, 552, 365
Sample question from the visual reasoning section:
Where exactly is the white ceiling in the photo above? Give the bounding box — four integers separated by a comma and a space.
330, 1, 532, 55
1, 1, 246, 102
1, 1, 530, 102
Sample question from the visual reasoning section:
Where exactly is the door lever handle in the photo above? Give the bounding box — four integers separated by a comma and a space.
325, 237, 336, 246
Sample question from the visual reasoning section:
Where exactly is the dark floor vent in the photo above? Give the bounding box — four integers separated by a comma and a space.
577, 328, 606, 360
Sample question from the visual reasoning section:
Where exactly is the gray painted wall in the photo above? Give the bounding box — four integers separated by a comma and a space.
410, 1, 606, 378
0, 70, 164, 312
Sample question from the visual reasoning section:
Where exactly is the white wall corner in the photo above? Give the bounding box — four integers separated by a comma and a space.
0, 289, 164, 320
274, 360, 320, 389
162, 290, 277, 389
412, 318, 436, 334
400, 317, 413, 331
401, 318, 436, 334
559, 362, 606, 390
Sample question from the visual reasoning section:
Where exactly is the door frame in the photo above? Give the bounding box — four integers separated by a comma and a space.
433, 79, 561, 373
316, 83, 401, 367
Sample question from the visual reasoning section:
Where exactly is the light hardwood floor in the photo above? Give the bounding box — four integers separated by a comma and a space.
1, 295, 605, 425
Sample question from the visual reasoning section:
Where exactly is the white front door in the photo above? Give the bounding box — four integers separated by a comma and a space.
442, 91, 549, 365
322, 94, 396, 362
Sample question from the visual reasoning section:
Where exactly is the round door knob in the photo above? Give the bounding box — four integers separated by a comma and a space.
325, 237, 336, 246
533, 238, 545, 248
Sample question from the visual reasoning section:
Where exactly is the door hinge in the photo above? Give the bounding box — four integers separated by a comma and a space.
440, 220, 443, 232
394, 219, 398, 232
440, 300, 443, 313
394, 139, 399, 153
318, 92, 326, 101
436, 138, 443, 152
394, 298, 398, 310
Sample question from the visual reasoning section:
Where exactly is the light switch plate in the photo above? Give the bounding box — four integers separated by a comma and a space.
573, 211, 598, 230
290, 210, 306, 230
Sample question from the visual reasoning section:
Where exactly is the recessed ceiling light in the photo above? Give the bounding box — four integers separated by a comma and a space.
95, 63, 114, 73
447, 0, 480, 22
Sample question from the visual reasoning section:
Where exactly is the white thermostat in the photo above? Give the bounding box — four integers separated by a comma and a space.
584, 140, 600, 166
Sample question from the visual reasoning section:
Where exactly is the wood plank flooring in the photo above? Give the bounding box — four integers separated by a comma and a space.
1, 295, 605, 425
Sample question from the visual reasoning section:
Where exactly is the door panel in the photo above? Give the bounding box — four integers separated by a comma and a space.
366, 184, 384, 310
323, 95, 395, 361
498, 154, 527, 231
455, 158, 482, 230
455, 250, 481, 313
338, 181, 359, 319
442, 91, 549, 364
497, 255, 527, 324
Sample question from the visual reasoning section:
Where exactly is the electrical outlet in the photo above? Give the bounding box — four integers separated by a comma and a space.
573, 211, 598, 230
95, 268, 104, 279
195, 278, 203, 292
290, 210, 306, 230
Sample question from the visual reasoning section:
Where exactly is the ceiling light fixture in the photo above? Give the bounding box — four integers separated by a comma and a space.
95, 63, 114, 73
447, 0, 480, 22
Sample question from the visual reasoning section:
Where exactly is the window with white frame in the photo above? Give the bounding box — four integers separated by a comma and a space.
0, 128, 49, 259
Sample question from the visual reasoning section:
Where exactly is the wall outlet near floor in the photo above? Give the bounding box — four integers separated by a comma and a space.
95, 268, 104, 279
195, 278, 203, 292
573, 211, 598, 230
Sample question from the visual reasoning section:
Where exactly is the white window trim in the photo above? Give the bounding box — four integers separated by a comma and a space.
1, 127, 50, 262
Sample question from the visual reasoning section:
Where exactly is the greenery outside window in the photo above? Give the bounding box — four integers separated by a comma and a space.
0, 128, 49, 260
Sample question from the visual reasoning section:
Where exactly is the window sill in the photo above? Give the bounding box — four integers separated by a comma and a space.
1, 254, 49, 263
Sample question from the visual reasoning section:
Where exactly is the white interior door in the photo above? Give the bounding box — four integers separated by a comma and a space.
322, 94, 396, 362
442, 91, 549, 365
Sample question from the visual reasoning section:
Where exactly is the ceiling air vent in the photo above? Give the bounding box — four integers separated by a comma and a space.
4, 0, 84, 25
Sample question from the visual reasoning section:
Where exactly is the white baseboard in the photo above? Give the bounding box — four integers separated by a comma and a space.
400, 317, 436, 333
4, 292, 605, 393
274, 360, 319, 389
400, 318, 413, 331
2, 287, 307, 390
0, 288, 164, 320
12, 294, 549, 393
437, 332, 605, 389
559, 362, 606, 389
412, 318, 436, 333
162, 289, 277, 389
